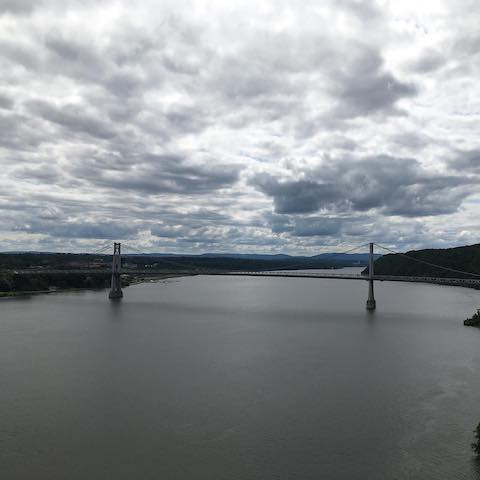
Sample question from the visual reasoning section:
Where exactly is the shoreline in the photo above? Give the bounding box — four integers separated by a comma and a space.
2, 271, 479, 300
0, 273, 192, 300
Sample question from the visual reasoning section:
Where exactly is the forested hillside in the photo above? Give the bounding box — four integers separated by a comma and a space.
371, 244, 480, 278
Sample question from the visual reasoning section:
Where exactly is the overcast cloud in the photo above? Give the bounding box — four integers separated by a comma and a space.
0, 0, 479, 254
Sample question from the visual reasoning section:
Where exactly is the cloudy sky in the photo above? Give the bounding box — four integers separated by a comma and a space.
0, 0, 479, 254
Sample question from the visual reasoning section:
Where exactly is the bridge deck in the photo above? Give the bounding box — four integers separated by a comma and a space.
214, 271, 480, 286
2, 269, 480, 287
214, 271, 365, 280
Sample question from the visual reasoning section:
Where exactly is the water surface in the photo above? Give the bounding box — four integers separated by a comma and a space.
1, 274, 480, 479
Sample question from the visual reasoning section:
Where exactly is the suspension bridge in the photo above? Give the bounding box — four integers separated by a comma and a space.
5, 241, 479, 310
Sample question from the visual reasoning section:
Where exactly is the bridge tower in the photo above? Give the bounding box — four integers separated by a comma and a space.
109, 242, 123, 299
366, 242, 376, 310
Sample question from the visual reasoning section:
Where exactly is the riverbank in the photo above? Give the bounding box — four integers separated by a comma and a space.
127, 273, 194, 286
0, 273, 192, 299
464, 310, 480, 327
374, 275, 480, 290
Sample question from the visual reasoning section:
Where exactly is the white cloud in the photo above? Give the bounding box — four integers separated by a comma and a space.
0, 0, 478, 254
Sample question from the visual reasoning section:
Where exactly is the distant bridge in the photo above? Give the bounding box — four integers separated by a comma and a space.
212, 271, 480, 287
7, 268, 480, 288
4, 241, 480, 309
7, 268, 480, 286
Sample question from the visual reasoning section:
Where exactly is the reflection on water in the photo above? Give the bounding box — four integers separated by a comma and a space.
1, 273, 480, 480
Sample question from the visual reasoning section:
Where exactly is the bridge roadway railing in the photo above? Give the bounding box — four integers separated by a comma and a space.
212, 271, 480, 287
2, 269, 480, 288
215, 271, 366, 280
372, 274, 480, 287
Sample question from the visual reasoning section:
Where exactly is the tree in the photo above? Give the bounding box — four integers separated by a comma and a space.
472, 423, 480, 455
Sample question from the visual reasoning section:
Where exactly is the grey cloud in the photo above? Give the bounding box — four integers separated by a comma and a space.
329, 49, 417, 118
0, 1, 478, 254
0, 93, 13, 110
150, 225, 184, 239
205, 28, 417, 131
185, 210, 232, 223
150, 224, 232, 247
177, 235, 218, 244
14, 163, 62, 184
453, 33, 480, 60
0, 0, 36, 14
252, 175, 340, 214
163, 104, 210, 134
45, 33, 149, 98
147, 210, 235, 241
266, 212, 373, 240
450, 149, 480, 173
0, 113, 26, 148
73, 154, 241, 195
42, 23, 179, 98
391, 132, 430, 150
252, 155, 473, 220
0, 39, 41, 69
104, 71, 145, 98
329, 136, 358, 151
0, 0, 103, 15
335, 0, 382, 22
44, 34, 96, 63
408, 50, 446, 74
163, 53, 201, 75
220, 36, 419, 138
44, 32, 146, 95
16, 220, 139, 240
0, 112, 44, 150
26, 99, 116, 140
38, 205, 63, 220
166, 224, 284, 249
292, 217, 343, 237
212, 56, 288, 103
154, 210, 234, 229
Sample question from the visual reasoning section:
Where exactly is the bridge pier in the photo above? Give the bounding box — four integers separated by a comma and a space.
366, 279, 376, 310
109, 242, 123, 300
366, 242, 376, 310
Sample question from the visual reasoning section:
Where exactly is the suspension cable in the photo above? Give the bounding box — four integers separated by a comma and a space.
374, 243, 480, 278
113, 241, 372, 274
262, 242, 371, 272
91, 243, 113, 255
121, 243, 208, 273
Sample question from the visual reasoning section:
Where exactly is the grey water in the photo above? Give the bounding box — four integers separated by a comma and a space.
2, 272, 480, 479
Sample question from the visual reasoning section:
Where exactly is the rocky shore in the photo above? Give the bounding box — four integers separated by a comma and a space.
464, 309, 480, 327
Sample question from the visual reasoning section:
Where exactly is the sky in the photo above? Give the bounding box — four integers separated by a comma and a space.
0, 0, 479, 255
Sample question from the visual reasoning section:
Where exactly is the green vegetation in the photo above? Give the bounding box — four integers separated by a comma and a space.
119, 255, 354, 272
472, 423, 480, 455
0, 252, 368, 273
0, 252, 110, 269
0, 272, 111, 295
368, 243, 480, 279
464, 310, 480, 327
0, 251, 369, 295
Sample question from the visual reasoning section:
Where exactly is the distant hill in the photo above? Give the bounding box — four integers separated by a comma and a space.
369, 243, 480, 278
136, 253, 295, 260
117, 253, 375, 271
124, 252, 380, 263
0, 250, 380, 264
312, 253, 382, 263
199, 253, 294, 260
0, 251, 378, 272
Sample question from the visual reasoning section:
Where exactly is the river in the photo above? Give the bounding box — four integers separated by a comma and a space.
1, 272, 480, 479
